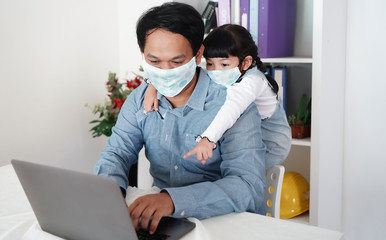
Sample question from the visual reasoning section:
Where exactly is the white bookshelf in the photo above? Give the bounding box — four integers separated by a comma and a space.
292, 138, 311, 147
262, 57, 312, 64
175, 0, 345, 230
259, 0, 313, 225
287, 211, 310, 225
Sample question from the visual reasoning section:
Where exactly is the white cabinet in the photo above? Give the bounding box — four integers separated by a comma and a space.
263, 0, 345, 231
174, 0, 345, 231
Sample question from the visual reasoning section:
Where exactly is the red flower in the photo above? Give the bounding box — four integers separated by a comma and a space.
126, 80, 135, 89
134, 77, 142, 86
111, 98, 124, 110
127, 77, 142, 90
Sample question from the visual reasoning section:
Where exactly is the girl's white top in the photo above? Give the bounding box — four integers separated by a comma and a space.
202, 67, 277, 142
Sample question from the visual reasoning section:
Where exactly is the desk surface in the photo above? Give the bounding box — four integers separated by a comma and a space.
0, 164, 344, 240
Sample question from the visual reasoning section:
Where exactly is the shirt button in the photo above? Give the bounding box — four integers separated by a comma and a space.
174, 165, 178, 170
180, 211, 185, 216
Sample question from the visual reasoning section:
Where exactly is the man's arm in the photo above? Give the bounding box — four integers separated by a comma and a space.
94, 88, 145, 192
165, 103, 266, 219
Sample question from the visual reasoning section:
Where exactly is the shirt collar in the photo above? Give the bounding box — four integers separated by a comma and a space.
185, 67, 209, 111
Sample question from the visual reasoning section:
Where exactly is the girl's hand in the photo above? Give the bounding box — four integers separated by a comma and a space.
183, 138, 215, 164
144, 84, 159, 112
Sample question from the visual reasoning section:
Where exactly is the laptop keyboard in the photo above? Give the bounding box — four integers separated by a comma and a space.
136, 229, 170, 240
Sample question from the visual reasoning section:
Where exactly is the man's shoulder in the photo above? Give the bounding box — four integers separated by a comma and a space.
121, 82, 148, 112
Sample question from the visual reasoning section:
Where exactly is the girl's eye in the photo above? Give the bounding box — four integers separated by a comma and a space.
206, 63, 213, 66
222, 63, 229, 67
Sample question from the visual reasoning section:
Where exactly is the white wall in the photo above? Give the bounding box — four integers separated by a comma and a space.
343, 0, 386, 239
117, 0, 166, 80
0, 0, 120, 172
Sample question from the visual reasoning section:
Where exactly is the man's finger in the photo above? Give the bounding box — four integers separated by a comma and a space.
140, 207, 156, 230
149, 213, 163, 234
129, 199, 147, 230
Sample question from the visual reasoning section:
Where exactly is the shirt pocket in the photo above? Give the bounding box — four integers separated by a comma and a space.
183, 133, 198, 161
182, 133, 221, 178
182, 133, 218, 164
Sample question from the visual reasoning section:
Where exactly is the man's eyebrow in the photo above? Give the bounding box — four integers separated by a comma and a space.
171, 54, 186, 60
146, 53, 186, 60
146, 53, 159, 59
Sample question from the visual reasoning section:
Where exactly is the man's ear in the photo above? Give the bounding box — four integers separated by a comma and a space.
195, 44, 205, 65
241, 56, 253, 71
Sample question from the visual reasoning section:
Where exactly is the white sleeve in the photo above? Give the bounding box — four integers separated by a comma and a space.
201, 74, 264, 142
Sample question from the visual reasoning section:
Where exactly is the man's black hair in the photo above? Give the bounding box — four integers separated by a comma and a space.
136, 2, 204, 55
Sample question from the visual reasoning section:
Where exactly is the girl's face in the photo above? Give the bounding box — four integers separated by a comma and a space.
205, 55, 240, 71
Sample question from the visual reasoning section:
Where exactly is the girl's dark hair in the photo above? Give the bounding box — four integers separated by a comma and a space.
203, 24, 278, 93
136, 2, 204, 56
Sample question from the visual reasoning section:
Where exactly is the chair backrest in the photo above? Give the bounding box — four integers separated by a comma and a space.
264, 165, 285, 218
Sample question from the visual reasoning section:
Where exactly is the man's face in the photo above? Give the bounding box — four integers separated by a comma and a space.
143, 29, 194, 70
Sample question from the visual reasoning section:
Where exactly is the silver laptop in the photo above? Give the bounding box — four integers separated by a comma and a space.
11, 159, 195, 240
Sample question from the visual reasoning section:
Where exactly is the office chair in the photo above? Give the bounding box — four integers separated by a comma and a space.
264, 165, 285, 218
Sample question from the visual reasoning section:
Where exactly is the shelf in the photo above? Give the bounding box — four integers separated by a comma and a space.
262, 57, 313, 64
202, 56, 312, 64
291, 138, 311, 147
286, 211, 310, 225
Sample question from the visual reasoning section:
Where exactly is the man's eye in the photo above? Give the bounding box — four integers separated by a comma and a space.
172, 61, 183, 65
150, 60, 159, 64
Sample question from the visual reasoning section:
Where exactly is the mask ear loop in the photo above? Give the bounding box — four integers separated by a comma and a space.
236, 58, 246, 83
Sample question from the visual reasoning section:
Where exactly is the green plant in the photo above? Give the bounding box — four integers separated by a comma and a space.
86, 70, 144, 138
288, 94, 311, 126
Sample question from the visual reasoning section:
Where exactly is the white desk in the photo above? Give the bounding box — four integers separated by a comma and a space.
0, 164, 344, 240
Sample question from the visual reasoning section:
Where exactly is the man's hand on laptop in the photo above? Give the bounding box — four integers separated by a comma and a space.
128, 192, 175, 234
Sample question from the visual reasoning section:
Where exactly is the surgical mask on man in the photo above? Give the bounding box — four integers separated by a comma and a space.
207, 67, 241, 87
142, 57, 197, 97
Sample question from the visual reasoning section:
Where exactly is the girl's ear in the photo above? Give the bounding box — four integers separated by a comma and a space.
195, 44, 205, 65
241, 56, 253, 71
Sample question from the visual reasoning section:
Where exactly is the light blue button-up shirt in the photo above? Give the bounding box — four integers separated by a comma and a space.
94, 68, 266, 219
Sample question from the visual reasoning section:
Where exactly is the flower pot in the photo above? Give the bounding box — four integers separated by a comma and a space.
290, 124, 311, 139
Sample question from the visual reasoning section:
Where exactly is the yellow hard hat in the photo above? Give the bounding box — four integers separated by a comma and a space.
280, 172, 310, 219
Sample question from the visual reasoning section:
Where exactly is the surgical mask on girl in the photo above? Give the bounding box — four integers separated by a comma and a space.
142, 57, 197, 97
207, 67, 241, 87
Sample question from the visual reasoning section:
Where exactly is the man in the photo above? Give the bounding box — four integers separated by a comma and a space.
94, 2, 266, 234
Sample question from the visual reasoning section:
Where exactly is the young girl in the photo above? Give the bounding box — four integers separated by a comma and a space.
144, 24, 291, 169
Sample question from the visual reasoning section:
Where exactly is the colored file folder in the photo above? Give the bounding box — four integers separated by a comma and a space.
258, 0, 296, 58
249, 0, 259, 44
272, 67, 287, 111
240, 0, 250, 30
218, 0, 231, 26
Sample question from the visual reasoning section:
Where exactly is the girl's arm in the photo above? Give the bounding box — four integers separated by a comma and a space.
185, 71, 264, 162
144, 83, 159, 112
